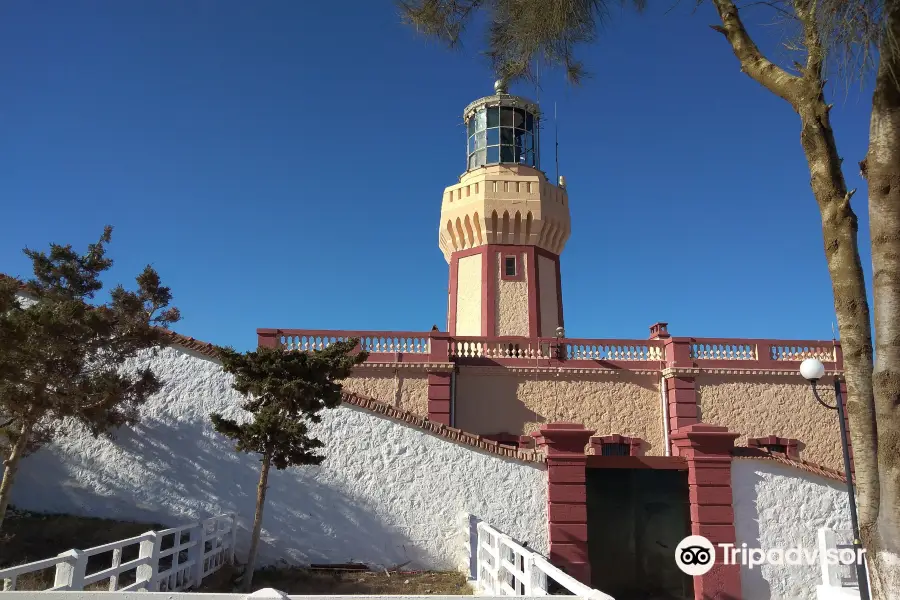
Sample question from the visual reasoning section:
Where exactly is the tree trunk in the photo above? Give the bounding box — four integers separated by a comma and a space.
795, 91, 880, 533
0, 419, 34, 532
864, 2, 900, 596
709, 0, 881, 582
241, 452, 272, 593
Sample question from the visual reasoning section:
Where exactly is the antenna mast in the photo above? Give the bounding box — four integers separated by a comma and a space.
554, 102, 559, 184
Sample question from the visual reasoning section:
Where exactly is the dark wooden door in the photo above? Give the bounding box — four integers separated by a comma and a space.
586, 468, 693, 600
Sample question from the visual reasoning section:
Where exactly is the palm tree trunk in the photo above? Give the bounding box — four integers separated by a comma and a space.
241, 452, 272, 593
0, 419, 34, 532
863, 2, 900, 595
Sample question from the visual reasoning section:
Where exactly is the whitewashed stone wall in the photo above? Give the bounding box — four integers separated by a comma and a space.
12, 343, 548, 571
732, 458, 851, 600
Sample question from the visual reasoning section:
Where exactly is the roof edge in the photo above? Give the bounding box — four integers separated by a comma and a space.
732, 446, 849, 484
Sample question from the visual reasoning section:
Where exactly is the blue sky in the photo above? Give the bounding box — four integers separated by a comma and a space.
0, 1, 875, 351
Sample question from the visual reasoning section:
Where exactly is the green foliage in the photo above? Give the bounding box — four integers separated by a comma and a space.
398, 0, 645, 83
399, 0, 896, 88
209, 341, 368, 469
0, 226, 180, 449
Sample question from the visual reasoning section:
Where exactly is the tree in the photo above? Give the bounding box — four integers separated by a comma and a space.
0, 226, 180, 530
209, 340, 368, 593
399, 0, 900, 595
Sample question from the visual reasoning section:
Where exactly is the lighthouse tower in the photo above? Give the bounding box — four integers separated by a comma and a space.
440, 80, 571, 337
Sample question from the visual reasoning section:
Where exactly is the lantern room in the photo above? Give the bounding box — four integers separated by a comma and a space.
464, 82, 541, 171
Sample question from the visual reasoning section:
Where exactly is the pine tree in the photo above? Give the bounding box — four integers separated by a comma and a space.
209, 340, 367, 592
0, 226, 180, 530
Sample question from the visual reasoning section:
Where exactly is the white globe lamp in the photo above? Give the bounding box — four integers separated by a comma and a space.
800, 358, 826, 381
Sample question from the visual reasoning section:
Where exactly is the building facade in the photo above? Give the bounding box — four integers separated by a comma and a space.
253, 82, 851, 599
258, 81, 846, 471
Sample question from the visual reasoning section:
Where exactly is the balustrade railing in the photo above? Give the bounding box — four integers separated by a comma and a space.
561, 339, 664, 362
450, 337, 547, 360
277, 331, 430, 355
769, 343, 836, 363
264, 328, 840, 371
448, 337, 665, 363
691, 338, 837, 366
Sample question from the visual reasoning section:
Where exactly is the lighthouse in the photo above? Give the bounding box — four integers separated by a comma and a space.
439, 80, 571, 338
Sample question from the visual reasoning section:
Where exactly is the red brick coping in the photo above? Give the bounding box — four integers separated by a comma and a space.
158, 330, 220, 359
732, 446, 848, 484
341, 391, 545, 464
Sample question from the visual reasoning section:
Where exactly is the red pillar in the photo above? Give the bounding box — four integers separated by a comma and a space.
257, 328, 279, 349
427, 332, 452, 425
535, 423, 594, 586
670, 424, 742, 600
649, 324, 699, 448
665, 340, 700, 439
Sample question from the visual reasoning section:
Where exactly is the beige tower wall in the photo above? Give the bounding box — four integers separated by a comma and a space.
537, 255, 559, 337
340, 371, 429, 416
696, 375, 842, 470
454, 369, 665, 454
495, 251, 529, 336
456, 254, 483, 336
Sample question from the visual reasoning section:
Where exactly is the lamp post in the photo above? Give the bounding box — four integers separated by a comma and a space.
554, 326, 565, 360
799, 358, 870, 599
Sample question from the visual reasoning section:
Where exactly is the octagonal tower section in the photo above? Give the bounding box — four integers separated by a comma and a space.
439, 85, 571, 338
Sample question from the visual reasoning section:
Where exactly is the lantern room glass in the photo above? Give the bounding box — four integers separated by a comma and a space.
466, 104, 539, 170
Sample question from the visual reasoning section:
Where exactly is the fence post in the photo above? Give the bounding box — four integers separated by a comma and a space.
52, 549, 86, 590
187, 522, 205, 589
460, 513, 480, 582
522, 554, 534, 595
228, 513, 237, 564
490, 529, 500, 595
818, 528, 841, 587
136, 531, 161, 591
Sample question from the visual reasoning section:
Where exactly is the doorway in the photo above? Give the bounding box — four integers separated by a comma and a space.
586, 467, 693, 600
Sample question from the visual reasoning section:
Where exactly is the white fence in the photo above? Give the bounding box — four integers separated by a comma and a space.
470, 518, 613, 599
816, 528, 867, 600
0, 513, 236, 593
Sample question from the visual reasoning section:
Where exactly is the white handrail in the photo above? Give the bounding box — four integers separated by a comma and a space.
470, 517, 614, 599
0, 513, 236, 593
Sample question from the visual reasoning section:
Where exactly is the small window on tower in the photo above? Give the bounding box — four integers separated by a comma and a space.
504, 256, 517, 277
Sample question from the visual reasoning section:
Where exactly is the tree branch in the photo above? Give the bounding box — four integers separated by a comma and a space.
710, 0, 803, 105
795, 0, 824, 81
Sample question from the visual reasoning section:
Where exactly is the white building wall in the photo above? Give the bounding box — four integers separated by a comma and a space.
732, 459, 852, 600
12, 344, 548, 571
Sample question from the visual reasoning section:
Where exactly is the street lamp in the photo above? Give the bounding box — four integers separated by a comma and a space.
554, 327, 565, 360
799, 358, 870, 599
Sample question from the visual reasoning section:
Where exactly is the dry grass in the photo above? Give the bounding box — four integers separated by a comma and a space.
197, 565, 473, 595
0, 507, 163, 591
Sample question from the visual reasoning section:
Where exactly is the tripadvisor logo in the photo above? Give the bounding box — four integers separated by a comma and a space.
675, 536, 716, 576
674, 535, 866, 575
